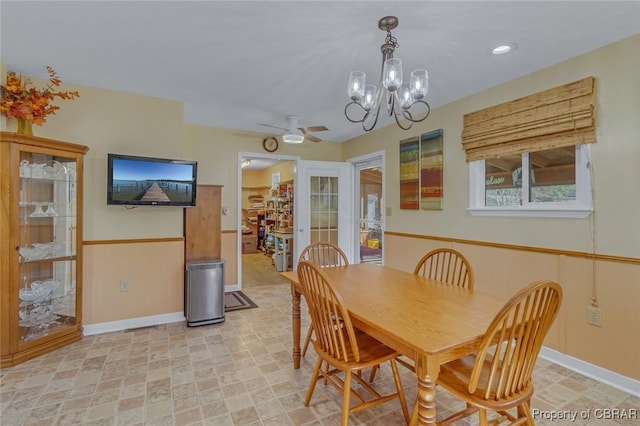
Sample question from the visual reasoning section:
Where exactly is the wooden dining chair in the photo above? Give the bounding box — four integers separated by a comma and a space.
413, 247, 474, 290
297, 261, 410, 426
370, 247, 475, 381
298, 241, 349, 357
419, 279, 563, 426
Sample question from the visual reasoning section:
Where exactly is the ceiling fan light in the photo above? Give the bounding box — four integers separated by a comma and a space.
283, 132, 304, 144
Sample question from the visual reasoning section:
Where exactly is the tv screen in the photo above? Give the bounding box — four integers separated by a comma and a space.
107, 153, 197, 207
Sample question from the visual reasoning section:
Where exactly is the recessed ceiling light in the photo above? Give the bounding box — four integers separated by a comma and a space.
492, 43, 518, 55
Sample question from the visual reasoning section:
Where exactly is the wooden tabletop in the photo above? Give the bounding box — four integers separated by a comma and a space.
282, 263, 508, 425
283, 263, 505, 361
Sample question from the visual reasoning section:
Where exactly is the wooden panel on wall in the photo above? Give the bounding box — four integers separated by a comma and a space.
184, 185, 222, 262
384, 232, 640, 381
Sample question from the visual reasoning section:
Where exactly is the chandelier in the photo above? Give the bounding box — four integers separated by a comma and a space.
345, 16, 431, 132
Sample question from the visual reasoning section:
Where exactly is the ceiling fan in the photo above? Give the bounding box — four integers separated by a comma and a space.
260, 115, 328, 143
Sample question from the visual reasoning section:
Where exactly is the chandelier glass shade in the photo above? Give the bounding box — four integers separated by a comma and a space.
345, 16, 431, 131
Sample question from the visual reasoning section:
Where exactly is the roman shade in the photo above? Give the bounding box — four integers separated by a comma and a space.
461, 77, 596, 162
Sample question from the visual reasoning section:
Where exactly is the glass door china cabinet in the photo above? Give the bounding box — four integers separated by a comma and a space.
1, 132, 88, 367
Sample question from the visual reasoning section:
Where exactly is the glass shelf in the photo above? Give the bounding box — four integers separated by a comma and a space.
15, 154, 79, 345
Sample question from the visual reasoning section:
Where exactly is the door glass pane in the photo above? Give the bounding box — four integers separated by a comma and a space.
358, 167, 383, 264
310, 176, 338, 245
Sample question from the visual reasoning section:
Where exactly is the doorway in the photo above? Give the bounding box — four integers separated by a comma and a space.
237, 152, 382, 289
350, 151, 384, 264
238, 152, 297, 289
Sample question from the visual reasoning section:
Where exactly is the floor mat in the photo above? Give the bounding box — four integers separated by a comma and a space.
224, 291, 258, 312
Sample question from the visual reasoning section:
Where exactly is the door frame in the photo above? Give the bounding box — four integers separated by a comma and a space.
347, 150, 386, 264
236, 151, 299, 290
294, 160, 354, 266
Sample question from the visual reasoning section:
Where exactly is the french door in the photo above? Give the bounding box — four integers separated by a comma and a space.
294, 160, 353, 265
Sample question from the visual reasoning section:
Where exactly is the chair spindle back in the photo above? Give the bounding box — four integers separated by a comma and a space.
297, 261, 359, 363
299, 242, 349, 268
470, 280, 562, 400
414, 248, 474, 289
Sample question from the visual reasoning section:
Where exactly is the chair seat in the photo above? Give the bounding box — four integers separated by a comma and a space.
438, 353, 534, 412
316, 328, 399, 369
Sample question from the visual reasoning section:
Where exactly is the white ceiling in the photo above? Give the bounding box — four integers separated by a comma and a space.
2, 1, 639, 143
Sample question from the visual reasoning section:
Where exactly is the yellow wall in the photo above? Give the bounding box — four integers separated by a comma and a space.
182, 124, 340, 231
343, 34, 640, 259
343, 35, 640, 380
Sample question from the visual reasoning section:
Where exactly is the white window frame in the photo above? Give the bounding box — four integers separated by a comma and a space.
468, 144, 593, 218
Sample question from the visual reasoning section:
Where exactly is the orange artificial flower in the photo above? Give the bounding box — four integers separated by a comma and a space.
0, 66, 79, 125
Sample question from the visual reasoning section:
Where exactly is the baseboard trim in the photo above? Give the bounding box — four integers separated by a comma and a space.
83, 312, 185, 336
539, 347, 640, 397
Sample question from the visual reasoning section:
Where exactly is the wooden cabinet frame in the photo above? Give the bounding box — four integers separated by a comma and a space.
1, 132, 88, 367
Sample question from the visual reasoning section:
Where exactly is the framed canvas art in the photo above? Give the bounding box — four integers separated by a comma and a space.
399, 136, 419, 210
420, 129, 444, 210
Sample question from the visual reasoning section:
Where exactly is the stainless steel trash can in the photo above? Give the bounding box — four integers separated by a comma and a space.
185, 259, 225, 326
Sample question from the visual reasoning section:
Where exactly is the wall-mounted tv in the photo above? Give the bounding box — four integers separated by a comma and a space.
107, 153, 197, 207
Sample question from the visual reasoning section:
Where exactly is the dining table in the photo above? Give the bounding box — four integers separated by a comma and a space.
281, 263, 507, 426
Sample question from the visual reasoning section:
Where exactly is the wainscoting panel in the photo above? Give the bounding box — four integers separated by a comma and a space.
385, 232, 640, 381
83, 239, 185, 325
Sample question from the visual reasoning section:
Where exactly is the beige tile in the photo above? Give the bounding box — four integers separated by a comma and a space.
0, 282, 636, 426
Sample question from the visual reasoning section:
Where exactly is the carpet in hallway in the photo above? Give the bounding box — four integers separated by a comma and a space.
242, 252, 289, 287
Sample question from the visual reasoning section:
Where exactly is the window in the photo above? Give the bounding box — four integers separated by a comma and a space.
271, 172, 280, 189
468, 144, 592, 218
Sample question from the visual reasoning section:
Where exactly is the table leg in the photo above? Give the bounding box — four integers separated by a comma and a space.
291, 282, 301, 369
411, 355, 439, 426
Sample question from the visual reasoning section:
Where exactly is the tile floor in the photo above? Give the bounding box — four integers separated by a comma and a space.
1, 283, 638, 425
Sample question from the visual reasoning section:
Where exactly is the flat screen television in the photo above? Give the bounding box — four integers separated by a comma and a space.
107, 153, 198, 207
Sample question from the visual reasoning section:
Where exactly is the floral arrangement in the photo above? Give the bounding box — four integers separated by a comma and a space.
0, 66, 79, 125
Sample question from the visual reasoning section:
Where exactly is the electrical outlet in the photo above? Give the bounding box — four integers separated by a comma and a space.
587, 305, 602, 327
119, 280, 129, 292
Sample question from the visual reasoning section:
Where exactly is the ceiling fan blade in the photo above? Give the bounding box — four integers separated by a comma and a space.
259, 123, 287, 131
301, 125, 328, 132
304, 133, 322, 143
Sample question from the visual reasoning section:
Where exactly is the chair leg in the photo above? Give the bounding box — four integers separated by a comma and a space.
302, 325, 313, 357
368, 365, 379, 382
341, 370, 353, 426
518, 401, 534, 426
479, 408, 488, 426
304, 357, 323, 406
389, 359, 410, 424
410, 401, 418, 426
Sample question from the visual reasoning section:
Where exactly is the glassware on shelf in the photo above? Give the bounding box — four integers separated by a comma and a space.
29, 202, 46, 217
44, 204, 57, 216
18, 286, 50, 303
18, 242, 68, 261
30, 163, 46, 179
19, 246, 44, 261
43, 165, 55, 179
20, 160, 31, 177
